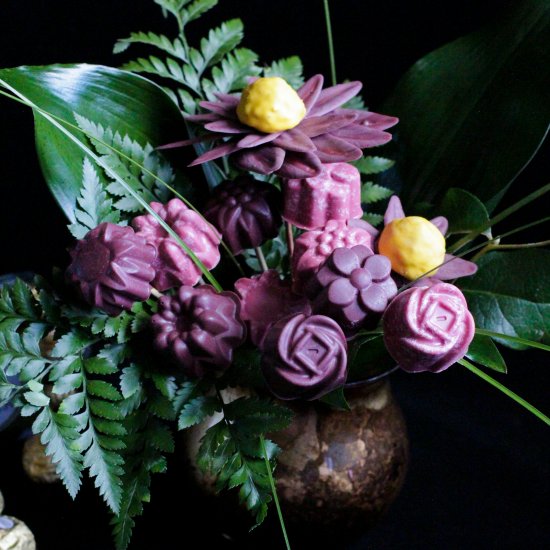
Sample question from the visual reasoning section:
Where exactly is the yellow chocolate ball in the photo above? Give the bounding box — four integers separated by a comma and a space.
236, 77, 306, 133
378, 216, 446, 280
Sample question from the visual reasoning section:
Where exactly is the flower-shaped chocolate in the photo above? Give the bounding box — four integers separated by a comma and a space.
151, 285, 246, 377
311, 246, 397, 333
292, 219, 374, 294
382, 282, 475, 373
204, 175, 281, 254
181, 75, 398, 179
132, 198, 221, 291
261, 313, 347, 400
376, 196, 478, 281
66, 222, 156, 316
283, 162, 362, 230
235, 270, 311, 347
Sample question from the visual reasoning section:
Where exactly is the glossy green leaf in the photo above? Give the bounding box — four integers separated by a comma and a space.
466, 334, 507, 373
0, 64, 183, 222
438, 188, 490, 234
320, 387, 350, 411
459, 250, 550, 347
384, 0, 550, 211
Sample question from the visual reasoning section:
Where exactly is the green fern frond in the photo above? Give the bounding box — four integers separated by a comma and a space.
362, 212, 384, 227
263, 56, 304, 89
354, 155, 395, 175
361, 181, 394, 204
114, 32, 187, 61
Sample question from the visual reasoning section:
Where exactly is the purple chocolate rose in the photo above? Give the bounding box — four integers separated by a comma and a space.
261, 313, 347, 400
66, 222, 156, 316
311, 245, 397, 333
151, 285, 246, 377
382, 282, 475, 373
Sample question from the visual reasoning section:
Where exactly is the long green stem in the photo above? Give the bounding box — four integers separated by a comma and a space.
323, 0, 337, 85
475, 329, 550, 352
260, 435, 291, 550
459, 359, 550, 426
255, 247, 269, 272
448, 183, 550, 254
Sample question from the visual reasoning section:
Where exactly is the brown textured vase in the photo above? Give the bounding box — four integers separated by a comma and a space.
184, 379, 408, 536
271, 379, 408, 532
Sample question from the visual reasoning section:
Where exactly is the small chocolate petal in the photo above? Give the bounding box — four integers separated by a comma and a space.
331, 247, 360, 276
298, 111, 358, 138
384, 195, 406, 225
312, 135, 362, 163
273, 128, 316, 152
185, 113, 221, 122
330, 126, 393, 148
232, 146, 286, 174
205, 119, 249, 134
430, 216, 449, 236
353, 110, 399, 130
275, 151, 323, 179
189, 142, 242, 166
199, 100, 237, 118
435, 254, 478, 280
238, 132, 281, 148
308, 81, 363, 117
298, 75, 324, 113
212, 92, 240, 106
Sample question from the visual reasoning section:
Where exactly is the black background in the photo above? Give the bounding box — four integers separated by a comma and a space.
0, 1, 549, 549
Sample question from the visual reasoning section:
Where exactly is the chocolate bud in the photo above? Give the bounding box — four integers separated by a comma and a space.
261, 314, 347, 400
204, 176, 281, 254
382, 283, 475, 373
151, 285, 246, 377
66, 222, 156, 316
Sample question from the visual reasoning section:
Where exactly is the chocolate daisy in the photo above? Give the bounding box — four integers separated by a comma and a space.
181, 75, 398, 179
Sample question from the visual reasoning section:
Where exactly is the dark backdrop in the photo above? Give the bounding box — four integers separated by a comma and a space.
0, 1, 549, 549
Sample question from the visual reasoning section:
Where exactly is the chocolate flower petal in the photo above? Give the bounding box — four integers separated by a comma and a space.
308, 81, 363, 117
298, 74, 324, 112
189, 142, 241, 166
205, 119, 249, 133
299, 112, 358, 137
275, 151, 323, 179
273, 129, 316, 152
312, 135, 362, 163
237, 132, 282, 148
353, 111, 400, 130
435, 254, 478, 279
261, 313, 347, 400
232, 146, 286, 174
430, 216, 449, 236
383, 195, 406, 225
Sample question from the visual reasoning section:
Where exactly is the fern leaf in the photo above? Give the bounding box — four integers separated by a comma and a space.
69, 157, 120, 238
178, 395, 220, 429
263, 56, 304, 89
198, 19, 244, 71
114, 32, 187, 62
354, 156, 395, 175
181, 0, 218, 26
361, 182, 394, 204
362, 212, 384, 227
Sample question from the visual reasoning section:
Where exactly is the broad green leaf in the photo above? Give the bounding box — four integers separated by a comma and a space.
384, 0, 550, 210
459, 250, 550, 347
438, 188, 490, 234
320, 387, 350, 411
466, 334, 507, 373
0, 64, 183, 222
347, 335, 395, 382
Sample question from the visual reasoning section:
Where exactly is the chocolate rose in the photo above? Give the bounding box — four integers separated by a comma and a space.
66, 222, 156, 315
235, 270, 311, 347
132, 198, 221, 291
382, 282, 475, 373
282, 162, 363, 230
204, 175, 281, 254
311, 245, 397, 333
261, 314, 347, 400
292, 219, 374, 294
151, 285, 246, 377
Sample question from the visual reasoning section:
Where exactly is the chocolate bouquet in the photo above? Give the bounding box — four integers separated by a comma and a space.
0, 1, 548, 548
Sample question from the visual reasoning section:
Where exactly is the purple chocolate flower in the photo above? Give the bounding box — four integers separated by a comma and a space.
283, 162, 363, 230
66, 222, 156, 316
151, 285, 246, 377
382, 282, 475, 373
262, 313, 347, 400
132, 198, 221, 291
235, 270, 311, 347
204, 175, 281, 254
173, 75, 397, 179
311, 245, 397, 333
375, 196, 478, 281
292, 219, 374, 294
